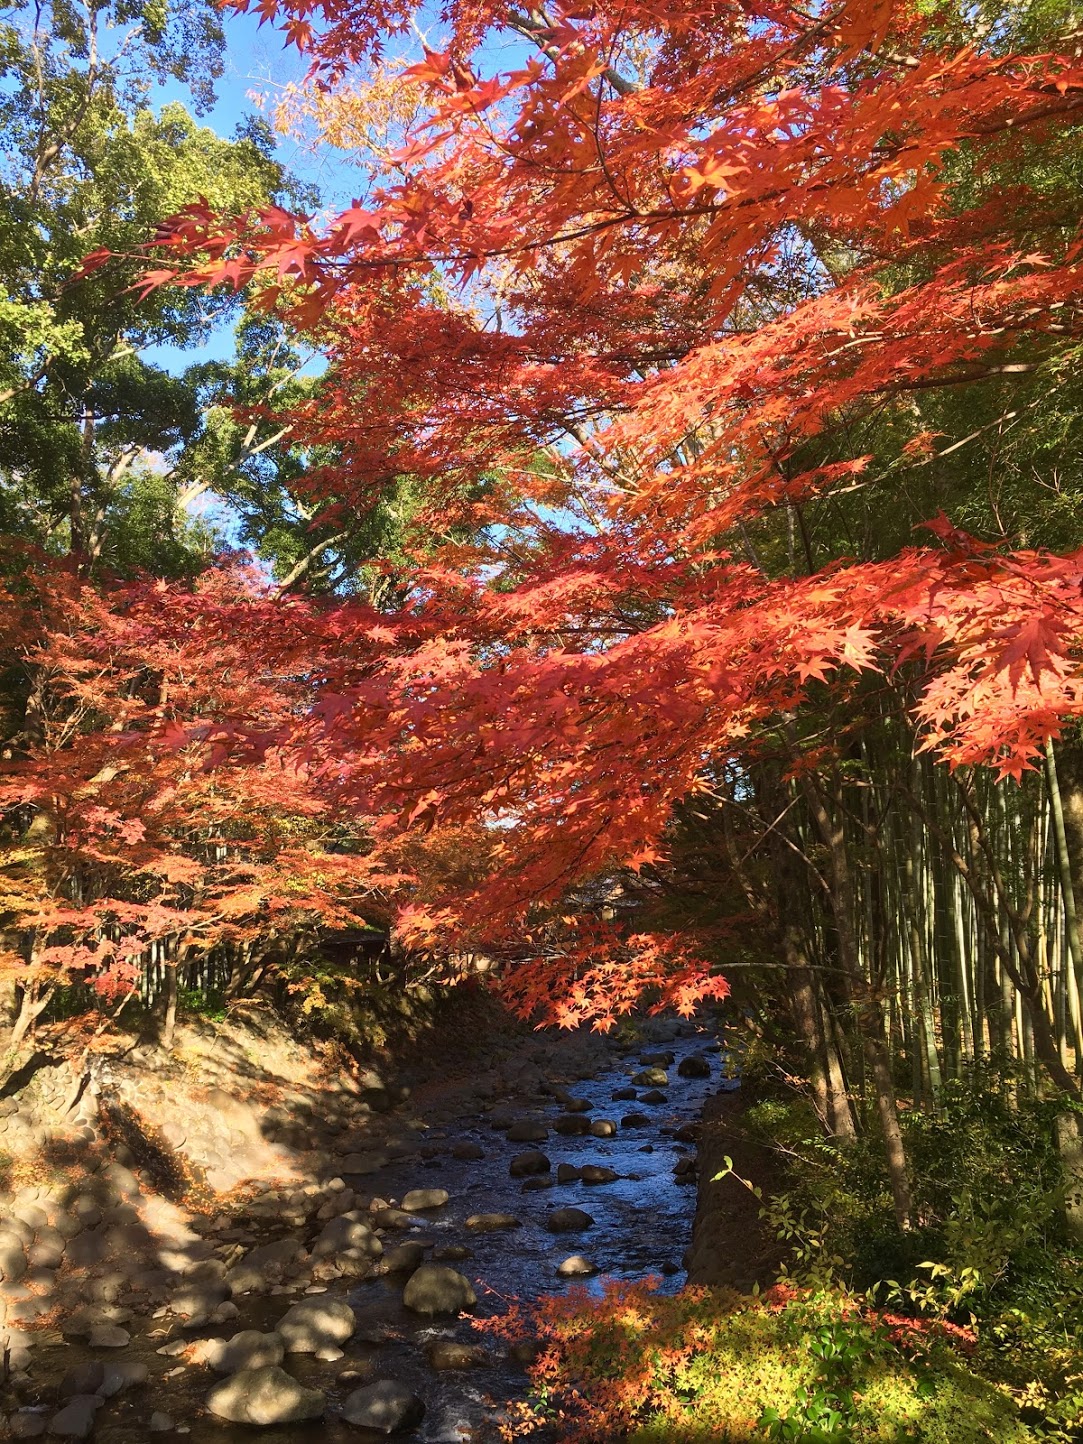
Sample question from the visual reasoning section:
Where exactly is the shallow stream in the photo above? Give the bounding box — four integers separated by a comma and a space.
39, 1028, 731, 1442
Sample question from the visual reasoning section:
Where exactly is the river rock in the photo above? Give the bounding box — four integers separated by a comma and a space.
639, 1089, 668, 1104
432, 1245, 473, 1261
57, 1363, 104, 1399
380, 1242, 427, 1273
198, 1330, 285, 1374
581, 1165, 618, 1185
227, 1238, 304, 1293
0, 1229, 28, 1282
341, 1379, 425, 1433
401, 1189, 449, 1213
313, 1212, 383, 1258
639, 1051, 674, 1066
589, 1119, 617, 1137
277, 1297, 356, 1353
546, 1208, 593, 1233
427, 1338, 489, 1371
402, 1264, 476, 1316
87, 1324, 129, 1348
509, 1150, 550, 1177
11, 1411, 47, 1438
556, 1163, 581, 1183
149, 1412, 174, 1432
97, 1362, 148, 1397
465, 1212, 521, 1232
556, 1255, 598, 1277
206, 1366, 325, 1425
611, 1087, 637, 1101
521, 1176, 554, 1192
451, 1141, 484, 1160
678, 1054, 712, 1078
562, 1099, 592, 1113
373, 1207, 415, 1230
506, 1121, 548, 1142
621, 1113, 651, 1128
554, 1115, 591, 1136
48, 1396, 102, 1439
633, 1068, 668, 1087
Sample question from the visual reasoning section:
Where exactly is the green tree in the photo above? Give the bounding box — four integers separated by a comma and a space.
0, 0, 295, 575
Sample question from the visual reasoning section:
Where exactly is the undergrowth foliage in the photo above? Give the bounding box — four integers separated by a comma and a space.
508, 1281, 1037, 1443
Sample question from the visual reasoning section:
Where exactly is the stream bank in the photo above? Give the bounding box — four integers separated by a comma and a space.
1, 997, 733, 1440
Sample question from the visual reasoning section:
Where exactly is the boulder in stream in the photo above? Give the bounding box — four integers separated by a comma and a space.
639, 1089, 668, 1104
554, 1115, 591, 1136
678, 1054, 712, 1078
206, 1365, 325, 1425
400, 1188, 449, 1213
621, 1112, 651, 1128
556, 1163, 581, 1183
546, 1207, 594, 1233
196, 1329, 284, 1374
589, 1119, 617, 1137
312, 1211, 383, 1258
402, 1263, 477, 1315
556, 1255, 598, 1277
465, 1212, 521, 1232
276, 1297, 356, 1353
425, 1339, 490, 1370
506, 1121, 548, 1142
342, 1379, 425, 1434
581, 1165, 618, 1185
509, 1150, 550, 1177
633, 1067, 668, 1087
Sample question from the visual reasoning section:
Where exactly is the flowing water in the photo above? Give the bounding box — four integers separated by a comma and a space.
34, 1028, 732, 1442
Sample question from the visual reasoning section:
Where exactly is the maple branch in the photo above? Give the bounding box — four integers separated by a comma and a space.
505, 6, 638, 97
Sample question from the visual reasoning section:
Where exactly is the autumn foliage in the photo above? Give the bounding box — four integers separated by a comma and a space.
9, 0, 1083, 1048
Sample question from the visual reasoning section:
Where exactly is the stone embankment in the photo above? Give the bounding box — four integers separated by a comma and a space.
0, 1000, 725, 1440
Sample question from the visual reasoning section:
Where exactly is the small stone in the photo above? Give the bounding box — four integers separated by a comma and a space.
556, 1163, 581, 1183
562, 1099, 592, 1113
581, 1166, 618, 1185
677, 1054, 712, 1078
0, 1228, 28, 1282
312, 1212, 383, 1258
380, 1241, 426, 1274
402, 1264, 476, 1316
11, 1412, 47, 1439
520, 1176, 554, 1192
556, 1255, 598, 1277
621, 1113, 651, 1128
149, 1412, 174, 1432
509, 1150, 550, 1177
639, 1089, 668, 1104
400, 1189, 449, 1213
451, 1141, 484, 1160
426, 1339, 489, 1370
464, 1213, 521, 1232
611, 1087, 637, 1101
546, 1208, 594, 1233
97, 1362, 148, 1397
87, 1325, 129, 1348
205, 1366, 325, 1425
341, 1379, 425, 1433
48, 1397, 102, 1439
553, 1115, 591, 1136
589, 1119, 618, 1138
58, 1363, 104, 1400
632, 1068, 668, 1087
431, 1245, 472, 1261
505, 1121, 548, 1142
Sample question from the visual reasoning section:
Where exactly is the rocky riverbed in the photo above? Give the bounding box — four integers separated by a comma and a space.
0, 1007, 731, 1441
